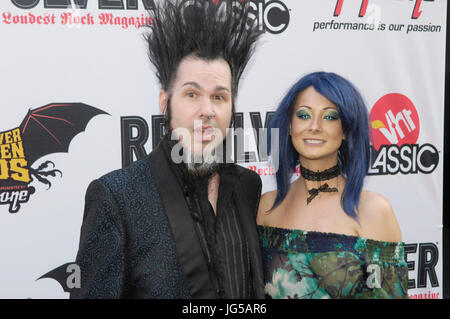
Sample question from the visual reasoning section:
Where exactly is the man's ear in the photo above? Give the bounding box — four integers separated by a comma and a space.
159, 90, 169, 115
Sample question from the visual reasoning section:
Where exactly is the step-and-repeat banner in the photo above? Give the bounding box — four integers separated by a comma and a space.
0, 0, 446, 299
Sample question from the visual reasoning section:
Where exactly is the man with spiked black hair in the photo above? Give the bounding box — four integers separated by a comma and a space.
146, 0, 260, 95
72, 0, 264, 298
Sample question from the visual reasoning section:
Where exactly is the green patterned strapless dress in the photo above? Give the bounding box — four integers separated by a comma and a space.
258, 225, 409, 299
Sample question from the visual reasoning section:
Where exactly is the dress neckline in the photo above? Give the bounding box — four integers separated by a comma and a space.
257, 224, 404, 245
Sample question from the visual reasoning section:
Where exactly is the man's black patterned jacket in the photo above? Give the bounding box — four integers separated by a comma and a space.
70, 141, 264, 299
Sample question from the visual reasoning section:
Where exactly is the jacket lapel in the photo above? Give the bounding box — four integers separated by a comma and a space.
148, 143, 215, 298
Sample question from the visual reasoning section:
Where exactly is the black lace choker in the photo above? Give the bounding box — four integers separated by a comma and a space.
300, 164, 341, 181
300, 164, 341, 204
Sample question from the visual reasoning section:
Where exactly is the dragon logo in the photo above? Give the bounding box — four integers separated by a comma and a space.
0, 103, 108, 213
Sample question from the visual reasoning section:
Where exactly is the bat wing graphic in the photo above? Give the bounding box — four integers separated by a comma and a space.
37, 262, 80, 293
19, 103, 109, 167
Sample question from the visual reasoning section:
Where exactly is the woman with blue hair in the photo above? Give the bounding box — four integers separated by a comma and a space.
257, 72, 409, 299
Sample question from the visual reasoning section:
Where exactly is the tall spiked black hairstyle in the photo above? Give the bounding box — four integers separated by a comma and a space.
144, 0, 262, 98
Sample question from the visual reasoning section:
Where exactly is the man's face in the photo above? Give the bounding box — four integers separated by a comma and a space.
159, 55, 233, 169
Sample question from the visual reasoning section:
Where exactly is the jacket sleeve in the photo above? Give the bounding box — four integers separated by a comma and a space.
70, 179, 126, 299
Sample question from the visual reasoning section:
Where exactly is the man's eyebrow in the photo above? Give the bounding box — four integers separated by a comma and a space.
214, 86, 230, 92
182, 82, 202, 90
182, 82, 230, 93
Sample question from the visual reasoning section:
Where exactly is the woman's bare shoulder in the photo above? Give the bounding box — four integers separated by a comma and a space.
358, 189, 402, 242
257, 190, 277, 225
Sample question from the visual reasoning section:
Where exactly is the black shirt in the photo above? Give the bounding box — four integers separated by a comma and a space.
197, 166, 252, 299
161, 136, 253, 298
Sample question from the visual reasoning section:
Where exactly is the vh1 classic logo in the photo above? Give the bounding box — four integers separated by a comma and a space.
368, 93, 439, 175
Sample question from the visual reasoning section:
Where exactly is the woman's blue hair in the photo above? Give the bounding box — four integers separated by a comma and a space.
268, 71, 371, 221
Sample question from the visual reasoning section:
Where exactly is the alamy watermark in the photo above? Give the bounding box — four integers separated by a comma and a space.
169, 120, 280, 172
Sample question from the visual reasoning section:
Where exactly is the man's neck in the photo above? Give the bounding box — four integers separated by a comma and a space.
207, 172, 220, 215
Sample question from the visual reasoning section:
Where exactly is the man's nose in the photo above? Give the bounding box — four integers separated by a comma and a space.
199, 98, 215, 119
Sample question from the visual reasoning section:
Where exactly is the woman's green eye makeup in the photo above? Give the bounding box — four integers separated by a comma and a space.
323, 110, 340, 120
296, 109, 311, 119
295, 109, 340, 121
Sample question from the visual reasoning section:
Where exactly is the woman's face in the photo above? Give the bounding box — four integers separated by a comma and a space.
290, 86, 345, 166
